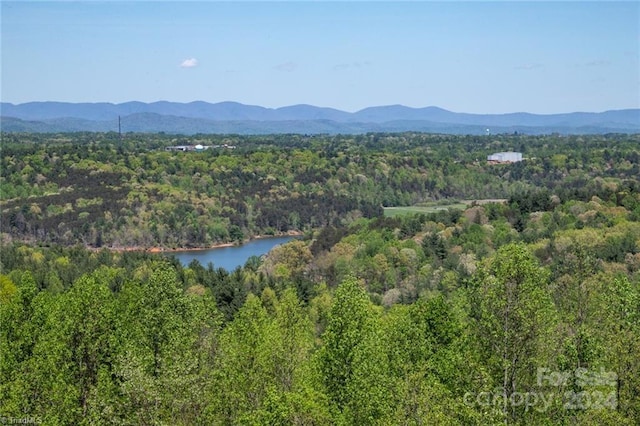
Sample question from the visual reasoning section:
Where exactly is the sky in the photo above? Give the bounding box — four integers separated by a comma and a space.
1, 1, 639, 114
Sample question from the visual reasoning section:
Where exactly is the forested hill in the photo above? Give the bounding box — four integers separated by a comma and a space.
1, 132, 639, 424
2, 132, 639, 249
2, 101, 638, 134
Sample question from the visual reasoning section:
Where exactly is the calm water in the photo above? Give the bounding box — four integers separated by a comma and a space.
170, 236, 297, 270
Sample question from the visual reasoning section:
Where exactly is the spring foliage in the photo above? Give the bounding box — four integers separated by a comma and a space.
1, 132, 639, 424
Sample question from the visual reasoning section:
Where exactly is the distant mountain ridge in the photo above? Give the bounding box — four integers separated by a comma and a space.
1, 101, 638, 134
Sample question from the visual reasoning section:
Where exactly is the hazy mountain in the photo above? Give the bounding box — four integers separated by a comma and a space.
275, 104, 351, 122
1, 101, 638, 134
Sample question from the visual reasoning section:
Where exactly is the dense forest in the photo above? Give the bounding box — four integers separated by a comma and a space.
2, 132, 638, 248
1, 131, 639, 424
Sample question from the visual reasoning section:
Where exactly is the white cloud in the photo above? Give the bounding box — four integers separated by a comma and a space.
180, 58, 198, 68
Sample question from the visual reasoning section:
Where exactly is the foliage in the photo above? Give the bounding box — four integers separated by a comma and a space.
1, 131, 639, 424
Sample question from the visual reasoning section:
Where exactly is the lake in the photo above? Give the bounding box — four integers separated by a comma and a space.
170, 236, 297, 270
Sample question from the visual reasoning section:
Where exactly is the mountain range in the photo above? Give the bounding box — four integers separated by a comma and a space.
1, 101, 638, 135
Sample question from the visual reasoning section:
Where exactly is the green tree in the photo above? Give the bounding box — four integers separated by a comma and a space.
259, 288, 331, 424
319, 276, 393, 424
1, 271, 115, 424
595, 274, 640, 421
552, 244, 602, 370
382, 296, 486, 425
471, 243, 557, 424
207, 293, 274, 423
113, 262, 216, 424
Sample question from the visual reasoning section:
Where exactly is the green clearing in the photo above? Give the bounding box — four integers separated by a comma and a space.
383, 199, 508, 217
383, 202, 469, 217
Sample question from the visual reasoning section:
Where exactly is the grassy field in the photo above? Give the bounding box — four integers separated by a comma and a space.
383, 199, 506, 217
383, 203, 468, 217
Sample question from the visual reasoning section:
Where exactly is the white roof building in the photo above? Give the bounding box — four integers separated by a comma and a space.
487, 152, 523, 163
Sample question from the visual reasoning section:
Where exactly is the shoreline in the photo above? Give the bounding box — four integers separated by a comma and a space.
102, 231, 303, 253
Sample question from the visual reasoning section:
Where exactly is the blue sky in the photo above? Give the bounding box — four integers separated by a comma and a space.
1, 1, 638, 113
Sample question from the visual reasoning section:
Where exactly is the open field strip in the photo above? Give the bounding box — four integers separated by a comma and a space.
383, 199, 507, 217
